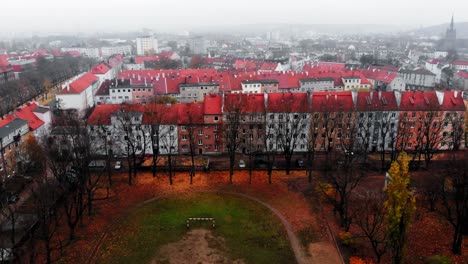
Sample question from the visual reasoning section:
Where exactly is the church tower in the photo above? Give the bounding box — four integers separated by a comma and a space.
444, 15, 457, 51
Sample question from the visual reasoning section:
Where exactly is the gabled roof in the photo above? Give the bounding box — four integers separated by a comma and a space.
14, 102, 45, 131
267, 92, 309, 112
399, 91, 440, 111
311, 92, 355, 112
440, 91, 465, 111
142, 104, 179, 125
90, 63, 111, 75
224, 93, 265, 113
356, 92, 398, 111
457, 71, 468, 79
178, 103, 204, 124
57, 73, 99, 95
204, 94, 222, 115
259, 62, 278, 71
135, 56, 160, 64
88, 104, 121, 125
453, 60, 468, 66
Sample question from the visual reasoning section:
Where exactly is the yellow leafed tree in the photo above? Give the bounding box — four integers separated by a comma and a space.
384, 152, 416, 264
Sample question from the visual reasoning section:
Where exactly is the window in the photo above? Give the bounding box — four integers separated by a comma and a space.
214, 125, 218, 131
182, 135, 187, 140
214, 116, 219, 121
170, 126, 174, 131
198, 130, 203, 135
412, 112, 416, 118
198, 139, 203, 145
181, 126, 186, 131
279, 114, 283, 120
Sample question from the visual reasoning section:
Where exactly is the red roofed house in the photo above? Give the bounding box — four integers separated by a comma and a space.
453, 60, 468, 71
259, 62, 281, 73
14, 102, 51, 137
355, 91, 400, 152
266, 92, 310, 154
397, 91, 444, 152
223, 93, 266, 154
90, 63, 113, 84
177, 103, 219, 154
56, 72, 99, 111
310, 92, 356, 152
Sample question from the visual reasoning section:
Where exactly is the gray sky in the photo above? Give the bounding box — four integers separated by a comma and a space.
0, 0, 465, 34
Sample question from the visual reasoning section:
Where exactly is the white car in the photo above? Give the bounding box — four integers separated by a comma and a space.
239, 160, 246, 168
114, 161, 122, 170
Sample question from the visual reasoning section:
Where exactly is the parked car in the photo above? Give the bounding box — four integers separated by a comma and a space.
296, 159, 304, 167
254, 158, 268, 166
239, 160, 246, 168
115, 161, 122, 170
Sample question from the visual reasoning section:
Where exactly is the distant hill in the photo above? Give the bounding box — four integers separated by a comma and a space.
411, 22, 468, 38
192, 23, 414, 36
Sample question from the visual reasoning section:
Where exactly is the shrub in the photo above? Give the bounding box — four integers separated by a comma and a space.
425, 255, 451, 264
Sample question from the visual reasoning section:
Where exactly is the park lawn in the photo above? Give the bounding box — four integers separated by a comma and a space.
96, 193, 296, 264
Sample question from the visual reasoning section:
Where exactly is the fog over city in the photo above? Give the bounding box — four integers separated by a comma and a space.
1, 0, 466, 35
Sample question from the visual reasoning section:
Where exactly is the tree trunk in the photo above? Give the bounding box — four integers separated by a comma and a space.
452, 223, 463, 254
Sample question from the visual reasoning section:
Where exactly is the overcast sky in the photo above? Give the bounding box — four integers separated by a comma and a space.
0, 0, 465, 34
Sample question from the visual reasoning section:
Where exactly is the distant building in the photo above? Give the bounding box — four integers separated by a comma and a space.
101, 45, 132, 57
442, 16, 457, 52
136, 36, 158, 56
399, 68, 436, 90
61, 47, 101, 58
188, 36, 206, 55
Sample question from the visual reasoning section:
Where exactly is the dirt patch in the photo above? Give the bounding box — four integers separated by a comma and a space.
309, 241, 342, 264
151, 228, 244, 264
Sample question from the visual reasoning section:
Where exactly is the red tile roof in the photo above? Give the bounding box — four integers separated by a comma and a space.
457, 71, 468, 79
57, 72, 98, 95
399, 91, 440, 111
14, 102, 45, 131
135, 56, 161, 64
259, 62, 278, 71
224, 93, 265, 113
178, 103, 204, 124
356, 92, 398, 111
204, 94, 222, 115
90, 63, 111, 74
0, 114, 16, 127
440, 91, 465, 111
311, 92, 355, 112
453, 60, 468, 66
88, 104, 121, 125
267, 92, 309, 112
142, 104, 179, 125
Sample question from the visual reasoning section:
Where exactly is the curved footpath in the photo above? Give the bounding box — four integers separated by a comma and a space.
87, 190, 312, 264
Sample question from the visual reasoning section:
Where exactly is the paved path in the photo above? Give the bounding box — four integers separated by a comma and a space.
88, 190, 312, 264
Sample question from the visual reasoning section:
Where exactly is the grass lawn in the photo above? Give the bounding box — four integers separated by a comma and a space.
96, 193, 296, 264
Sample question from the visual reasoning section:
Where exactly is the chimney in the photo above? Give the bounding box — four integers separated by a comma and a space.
454, 91, 458, 98
67, 85, 70, 92
144, 77, 147, 86
138, 74, 141, 81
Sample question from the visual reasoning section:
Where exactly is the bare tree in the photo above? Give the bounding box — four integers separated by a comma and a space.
439, 153, 468, 254
144, 103, 166, 178
353, 190, 388, 263
222, 94, 247, 184
320, 138, 366, 231
160, 125, 178, 185
268, 93, 309, 175
115, 105, 145, 185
